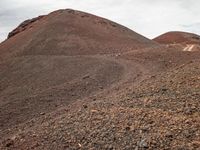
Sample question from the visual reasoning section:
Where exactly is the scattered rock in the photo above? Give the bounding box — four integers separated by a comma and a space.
138, 138, 148, 148
4, 139, 14, 148
40, 112, 45, 115
83, 104, 88, 109
82, 75, 90, 80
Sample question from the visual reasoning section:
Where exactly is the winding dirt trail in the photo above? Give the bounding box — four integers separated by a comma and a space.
0, 53, 151, 143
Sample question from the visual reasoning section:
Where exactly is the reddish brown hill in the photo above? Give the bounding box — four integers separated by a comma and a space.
0, 9, 157, 60
153, 31, 200, 44
0, 9, 157, 140
1, 9, 200, 150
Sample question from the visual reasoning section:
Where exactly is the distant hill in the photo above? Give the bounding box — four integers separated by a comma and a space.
153, 31, 200, 44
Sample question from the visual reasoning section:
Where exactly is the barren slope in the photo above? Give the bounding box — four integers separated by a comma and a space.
0, 9, 200, 150
1, 47, 200, 150
153, 31, 200, 44
0, 9, 157, 60
154, 31, 200, 52
0, 9, 158, 146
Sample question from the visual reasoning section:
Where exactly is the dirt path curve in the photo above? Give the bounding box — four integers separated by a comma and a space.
0, 53, 151, 143
87, 54, 151, 97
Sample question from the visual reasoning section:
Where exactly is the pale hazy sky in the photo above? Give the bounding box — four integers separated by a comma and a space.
0, 0, 200, 42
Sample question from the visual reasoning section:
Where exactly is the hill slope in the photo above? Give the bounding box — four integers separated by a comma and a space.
154, 31, 200, 51
0, 9, 157, 142
153, 31, 200, 44
0, 9, 157, 60
0, 9, 200, 150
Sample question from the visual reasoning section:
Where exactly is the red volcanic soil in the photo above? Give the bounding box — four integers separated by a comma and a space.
0, 9, 157, 60
0, 9, 200, 150
154, 31, 200, 44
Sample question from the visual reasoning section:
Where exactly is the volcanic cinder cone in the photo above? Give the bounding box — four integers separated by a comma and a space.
154, 31, 200, 51
153, 31, 200, 44
0, 9, 157, 135
0, 9, 157, 60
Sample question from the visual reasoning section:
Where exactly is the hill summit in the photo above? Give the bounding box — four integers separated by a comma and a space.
1, 9, 157, 59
